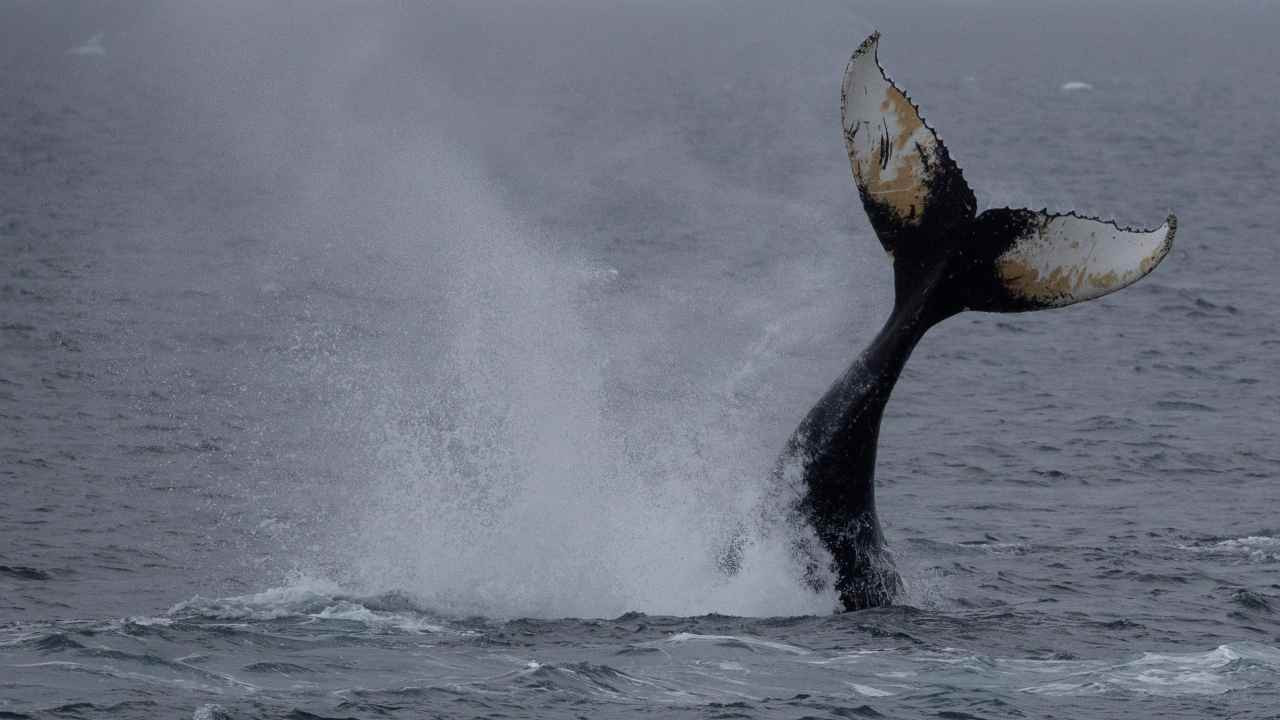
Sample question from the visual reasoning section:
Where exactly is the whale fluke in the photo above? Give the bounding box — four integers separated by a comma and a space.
971, 209, 1175, 311
840, 32, 976, 263
840, 33, 1174, 315
747, 33, 1175, 612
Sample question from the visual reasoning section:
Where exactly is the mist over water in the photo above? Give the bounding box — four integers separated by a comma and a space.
325, 140, 833, 618
4, 1, 1280, 717
40, 0, 868, 617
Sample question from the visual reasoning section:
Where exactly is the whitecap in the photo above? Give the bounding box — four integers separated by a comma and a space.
1176, 535, 1280, 562
1017, 643, 1280, 697
1060, 81, 1093, 92
166, 578, 470, 637
845, 681, 894, 697
806, 649, 888, 665
192, 704, 231, 720
123, 616, 174, 627
67, 33, 106, 56
258, 281, 285, 297
168, 576, 345, 620
313, 600, 448, 634
663, 632, 810, 655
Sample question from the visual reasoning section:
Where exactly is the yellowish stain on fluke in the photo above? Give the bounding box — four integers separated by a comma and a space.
843, 35, 941, 227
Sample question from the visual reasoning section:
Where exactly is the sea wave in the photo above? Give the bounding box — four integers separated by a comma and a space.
166, 578, 458, 634
1015, 643, 1280, 697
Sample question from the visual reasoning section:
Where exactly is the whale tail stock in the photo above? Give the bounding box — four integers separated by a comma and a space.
757, 33, 1175, 612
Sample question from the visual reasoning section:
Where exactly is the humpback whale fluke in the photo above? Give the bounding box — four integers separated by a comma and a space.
747, 33, 1175, 612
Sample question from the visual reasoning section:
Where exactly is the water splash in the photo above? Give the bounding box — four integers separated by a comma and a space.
286, 142, 839, 618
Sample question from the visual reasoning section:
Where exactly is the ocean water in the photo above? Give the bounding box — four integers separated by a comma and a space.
3, 1, 1279, 717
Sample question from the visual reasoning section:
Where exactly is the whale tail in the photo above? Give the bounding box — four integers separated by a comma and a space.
723, 34, 1175, 612
841, 33, 1175, 319
741, 34, 1176, 613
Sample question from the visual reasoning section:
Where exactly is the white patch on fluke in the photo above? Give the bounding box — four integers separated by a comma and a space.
996, 214, 1175, 307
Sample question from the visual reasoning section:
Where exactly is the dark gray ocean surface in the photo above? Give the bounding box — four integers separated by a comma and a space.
3, 1, 1279, 717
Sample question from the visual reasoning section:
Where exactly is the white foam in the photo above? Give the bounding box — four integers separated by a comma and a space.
806, 649, 888, 666
193, 705, 224, 720
845, 682, 894, 697
1060, 81, 1093, 92
124, 616, 174, 627
169, 576, 345, 620
1176, 535, 1280, 562
314, 601, 447, 634
1016, 643, 1280, 697
169, 577, 452, 632
664, 632, 810, 655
